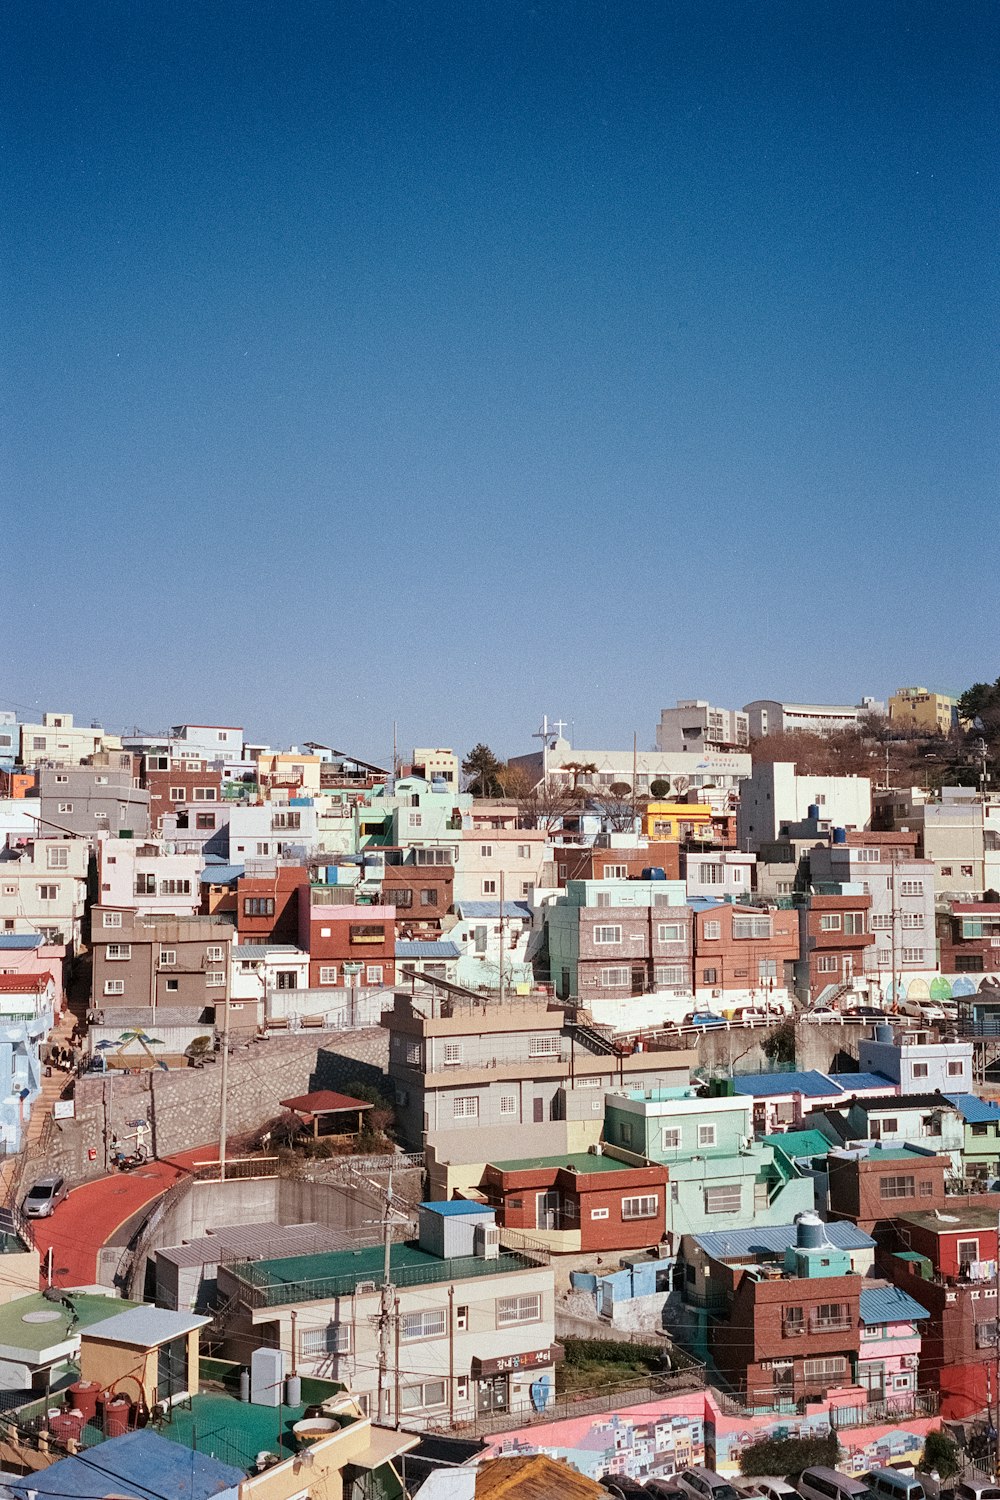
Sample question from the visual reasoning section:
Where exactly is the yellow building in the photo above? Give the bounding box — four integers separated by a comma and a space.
889, 686, 959, 736
642, 799, 714, 842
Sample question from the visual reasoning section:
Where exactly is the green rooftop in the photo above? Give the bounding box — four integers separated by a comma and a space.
0, 1293, 142, 1356
862, 1144, 937, 1160
232, 1240, 542, 1308
160, 1391, 332, 1470
762, 1130, 833, 1159
489, 1152, 640, 1174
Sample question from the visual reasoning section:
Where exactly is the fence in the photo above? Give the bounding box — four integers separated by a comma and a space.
428, 1365, 705, 1439
713, 1387, 939, 1426
232, 1247, 545, 1309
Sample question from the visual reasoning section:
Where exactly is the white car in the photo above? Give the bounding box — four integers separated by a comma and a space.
902, 1000, 946, 1023
736, 1481, 797, 1500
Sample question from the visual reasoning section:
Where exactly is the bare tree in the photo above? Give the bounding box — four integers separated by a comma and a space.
590, 781, 646, 833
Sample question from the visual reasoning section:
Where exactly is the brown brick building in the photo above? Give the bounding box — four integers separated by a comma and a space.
481, 1152, 669, 1252
91, 906, 233, 1021
826, 1144, 950, 1231
236, 866, 310, 944
141, 755, 223, 833
798, 891, 874, 1000
549, 842, 680, 887
691, 901, 799, 1004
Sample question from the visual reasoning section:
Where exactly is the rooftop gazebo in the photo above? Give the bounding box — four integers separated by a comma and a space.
279, 1089, 373, 1142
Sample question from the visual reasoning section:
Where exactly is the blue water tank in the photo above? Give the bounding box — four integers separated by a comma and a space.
808, 803, 820, 820
796, 1212, 826, 1248
833, 826, 847, 843
641, 867, 667, 881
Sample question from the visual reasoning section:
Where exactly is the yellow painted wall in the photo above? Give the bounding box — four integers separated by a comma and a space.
79, 1330, 199, 1407
240, 1418, 374, 1500
642, 801, 713, 841
889, 689, 957, 735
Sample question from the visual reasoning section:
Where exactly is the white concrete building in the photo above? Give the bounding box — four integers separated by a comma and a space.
97, 838, 201, 917
507, 736, 750, 798
0, 837, 89, 950
411, 748, 459, 786
809, 843, 937, 992
656, 700, 749, 754
226, 802, 321, 862
743, 698, 884, 738
683, 849, 756, 901
170, 723, 245, 764
18, 711, 122, 767
452, 828, 549, 905
737, 762, 872, 851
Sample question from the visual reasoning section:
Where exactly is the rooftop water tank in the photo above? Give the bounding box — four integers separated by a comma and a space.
808, 804, 820, 821
833, 827, 847, 844
795, 1211, 826, 1248
875, 1023, 894, 1043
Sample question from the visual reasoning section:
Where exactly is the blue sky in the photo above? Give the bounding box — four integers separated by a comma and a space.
6, 1, 998, 762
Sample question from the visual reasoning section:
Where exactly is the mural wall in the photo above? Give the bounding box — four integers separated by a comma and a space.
482, 1391, 939, 1486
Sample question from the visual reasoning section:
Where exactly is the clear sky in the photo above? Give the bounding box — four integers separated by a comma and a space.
6, 1, 998, 763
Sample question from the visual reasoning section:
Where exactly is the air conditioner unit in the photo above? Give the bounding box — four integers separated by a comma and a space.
712, 989, 722, 999
355, 1280, 378, 1295
474, 1224, 501, 1260
903, 1354, 919, 1369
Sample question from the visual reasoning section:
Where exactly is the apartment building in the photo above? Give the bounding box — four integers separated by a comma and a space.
797, 890, 874, 999
743, 698, 883, 738
140, 754, 223, 832
506, 736, 751, 800
97, 838, 201, 917
814, 1094, 965, 1174
889, 686, 959, 736
217, 1202, 557, 1429
0, 714, 16, 772
481, 1152, 669, 1253
91, 907, 233, 1021
227, 802, 320, 862
690, 899, 799, 1007
858, 1024, 973, 1094
449, 900, 535, 992
682, 849, 756, 900
170, 723, 245, 765
826, 1143, 951, 1229
548, 839, 681, 887
383, 990, 695, 1170
810, 836, 937, 988
18, 711, 121, 767
937, 900, 1000, 976
656, 700, 749, 754
737, 762, 872, 851
452, 829, 548, 905
544, 877, 691, 1004
410, 747, 459, 786
380, 851, 454, 929
299, 896, 395, 989
877, 785, 1000, 895
236, 866, 309, 944
38, 764, 150, 841
0, 836, 89, 950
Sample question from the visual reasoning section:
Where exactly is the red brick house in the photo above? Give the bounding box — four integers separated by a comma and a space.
937, 902, 1000, 977
798, 891, 874, 1000
691, 901, 799, 1005
826, 1144, 950, 1230
141, 755, 223, 833
299, 897, 396, 989
236, 866, 310, 944
381, 854, 454, 933
549, 842, 681, 887
480, 1152, 669, 1253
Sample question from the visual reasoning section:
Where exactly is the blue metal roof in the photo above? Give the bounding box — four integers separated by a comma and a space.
827, 1072, 895, 1093
687, 896, 724, 911
420, 1200, 494, 1217
0, 934, 43, 950
199, 863, 244, 885
733, 1070, 838, 1098
396, 941, 461, 959
454, 901, 532, 920
693, 1221, 876, 1258
8, 1429, 244, 1500
860, 1285, 929, 1325
945, 1093, 1000, 1124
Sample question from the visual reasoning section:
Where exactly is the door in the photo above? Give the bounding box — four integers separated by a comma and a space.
477, 1375, 508, 1413
842, 955, 854, 982
536, 1190, 560, 1229
631, 964, 646, 996
772, 1361, 794, 1402
532, 1098, 544, 1124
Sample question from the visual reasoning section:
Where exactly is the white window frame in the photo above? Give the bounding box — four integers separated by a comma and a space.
160, 948, 176, 966
593, 925, 623, 945
621, 1195, 658, 1220
400, 1308, 447, 1342
499, 1095, 517, 1115
453, 1096, 479, 1119
366, 965, 384, 984
104, 980, 125, 996
599, 966, 630, 987
703, 921, 721, 940
443, 1042, 463, 1066
496, 1293, 542, 1326
657, 923, 683, 943
47, 847, 69, 870
698, 1123, 717, 1148
103, 911, 123, 928
206, 970, 225, 986
528, 1035, 560, 1056
400, 1380, 447, 1412
319, 966, 337, 985
704, 1183, 743, 1214
662, 1127, 682, 1150
106, 943, 131, 960
591, 1207, 609, 1220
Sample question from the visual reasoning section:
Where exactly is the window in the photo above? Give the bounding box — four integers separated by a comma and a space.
499, 1095, 517, 1115
704, 1184, 742, 1214
783, 1306, 804, 1336
349, 925, 385, 945
662, 1127, 682, 1150
165, 979, 179, 992
415, 847, 452, 865
103, 911, 122, 928
603, 864, 628, 879
206, 971, 225, 986
594, 925, 622, 945
443, 1042, 463, 1066
518, 845, 531, 859
104, 980, 125, 996
902, 947, 925, 964
160, 879, 192, 896
54, 772, 68, 783
207, 945, 223, 961
900, 880, 924, 896
877, 949, 892, 966
106, 944, 131, 960
366, 965, 384, 984
319, 966, 337, 985
196, 813, 215, 830
528, 1035, 560, 1056
817, 955, 838, 973
32, 736, 46, 750
591, 1207, 609, 1220
482, 879, 497, 895
480, 844, 493, 858
655, 966, 687, 987
400, 1380, 447, 1412
804, 1356, 847, 1381
244, 897, 275, 917
901, 913, 923, 930
37, 885, 58, 902
703, 921, 721, 940
962, 865, 974, 878
497, 1293, 541, 1325
193, 787, 218, 802
400, 1309, 446, 1341
384, 887, 413, 909
879, 1175, 915, 1200
702, 967, 718, 984
657, 923, 683, 943
159, 948, 176, 966
453, 1096, 479, 1119
872, 1116, 899, 1135
855, 847, 880, 862
47, 847, 69, 870
698, 1124, 717, 1148
420, 888, 437, 907
912, 1062, 929, 1079
941, 865, 953, 877
957, 1238, 979, 1267
870, 913, 891, 929
57, 803, 73, 814
455, 1305, 469, 1331
621, 1195, 658, 1220
700, 863, 724, 884
948, 1060, 964, 1077
170, 787, 185, 801
811, 1302, 850, 1332
843, 911, 865, 934
819, 913, 843, 931
596, 891, 611, 907
733, 916, 773, 940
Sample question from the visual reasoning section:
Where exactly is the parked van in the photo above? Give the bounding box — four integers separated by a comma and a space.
798, 1469, 878, 1500
954, 1482, 1000, 1500
868, 1470, 925, 1500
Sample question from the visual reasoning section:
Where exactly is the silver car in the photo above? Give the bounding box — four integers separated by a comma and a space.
23, 1175, 67, 1218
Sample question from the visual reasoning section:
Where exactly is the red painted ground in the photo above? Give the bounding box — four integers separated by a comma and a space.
31, 1144, 218, 1288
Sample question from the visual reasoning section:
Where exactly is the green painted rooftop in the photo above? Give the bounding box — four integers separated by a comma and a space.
762, 1130, 833, 1158
233, 1241, 542, 1306
0, 1293, 143, 1355
489, 1152, 639, 1173
159, 1391, 341, 1471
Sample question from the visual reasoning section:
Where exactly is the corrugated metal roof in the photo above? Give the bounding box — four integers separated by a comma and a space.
692, 1221, 876, 1258
8, 1429, 244, 1500
0, 935, 43, 950
396, 940, 461, 959
945, 1092, 1000, 1123
199, 863, 244, 885
454, 901, 532, 920
827, 1072, 896, 1092
82, 1306, 209, 1347
158, 1220, 347, 1269
231, 944, 302, 960
420, 1201, 494, 1217
860, 1284, 929, 1325
851, 1093, 961, 1112
733, 1070, 838, 1098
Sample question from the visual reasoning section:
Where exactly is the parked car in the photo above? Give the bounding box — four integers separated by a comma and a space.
802, 1005, 840, 1022
675, 1469, 743, 1500
647, 1482, 687, 1500
683, 1012, 727, 1028
22, 1175, 68, 1219
868, 1469, 925, 1500
599, 1476, 650, 1499
844, 1006, 888, 1020
797, 1467, 878, 1500
736, 1480, 798, 1500
954, 1482, 1000, 1500
902, 1000, 946, 1023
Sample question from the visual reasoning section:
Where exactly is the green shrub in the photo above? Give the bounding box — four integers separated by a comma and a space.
739, 1430, 840, 1477
922, 1429, 960, 1479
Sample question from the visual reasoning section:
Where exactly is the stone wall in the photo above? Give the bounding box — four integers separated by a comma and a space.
41, 1028, 390, 1184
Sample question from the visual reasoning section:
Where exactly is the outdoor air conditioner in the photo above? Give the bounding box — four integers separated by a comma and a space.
903, 1354, 919, 1369
355, 1281, 378, 1295
474, 1224, 501, 1260
712, 989, 722, 999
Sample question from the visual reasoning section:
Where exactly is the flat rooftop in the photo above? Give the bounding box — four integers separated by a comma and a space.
232, 1241, 541, 1307
489, 1152, 641, 1174
899, 1206, 1000, 1233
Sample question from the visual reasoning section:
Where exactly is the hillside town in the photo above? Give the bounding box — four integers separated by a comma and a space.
0, 692, 998, 1497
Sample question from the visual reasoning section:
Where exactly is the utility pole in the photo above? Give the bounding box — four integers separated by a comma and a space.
377, 1171, 396, 1426
218, 991, 230, 1181
498, 870, 506, 1005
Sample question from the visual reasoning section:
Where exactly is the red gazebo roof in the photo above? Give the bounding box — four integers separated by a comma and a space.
279, 1090, 373, 1116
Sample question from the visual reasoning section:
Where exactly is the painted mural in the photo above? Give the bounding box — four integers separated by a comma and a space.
482, 1390, 938, 1486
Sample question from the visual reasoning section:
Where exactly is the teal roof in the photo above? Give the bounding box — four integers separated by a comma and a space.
762, 1129, 833, 1159
860, 1285, 929, 1325
232, 1240, 541, 1307
489, 1152, 638, 1173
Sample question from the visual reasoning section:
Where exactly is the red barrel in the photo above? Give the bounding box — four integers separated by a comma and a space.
50, 1410, 85, 1444
69, 1381, 100, 1424
103, 1396, 131, 1437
